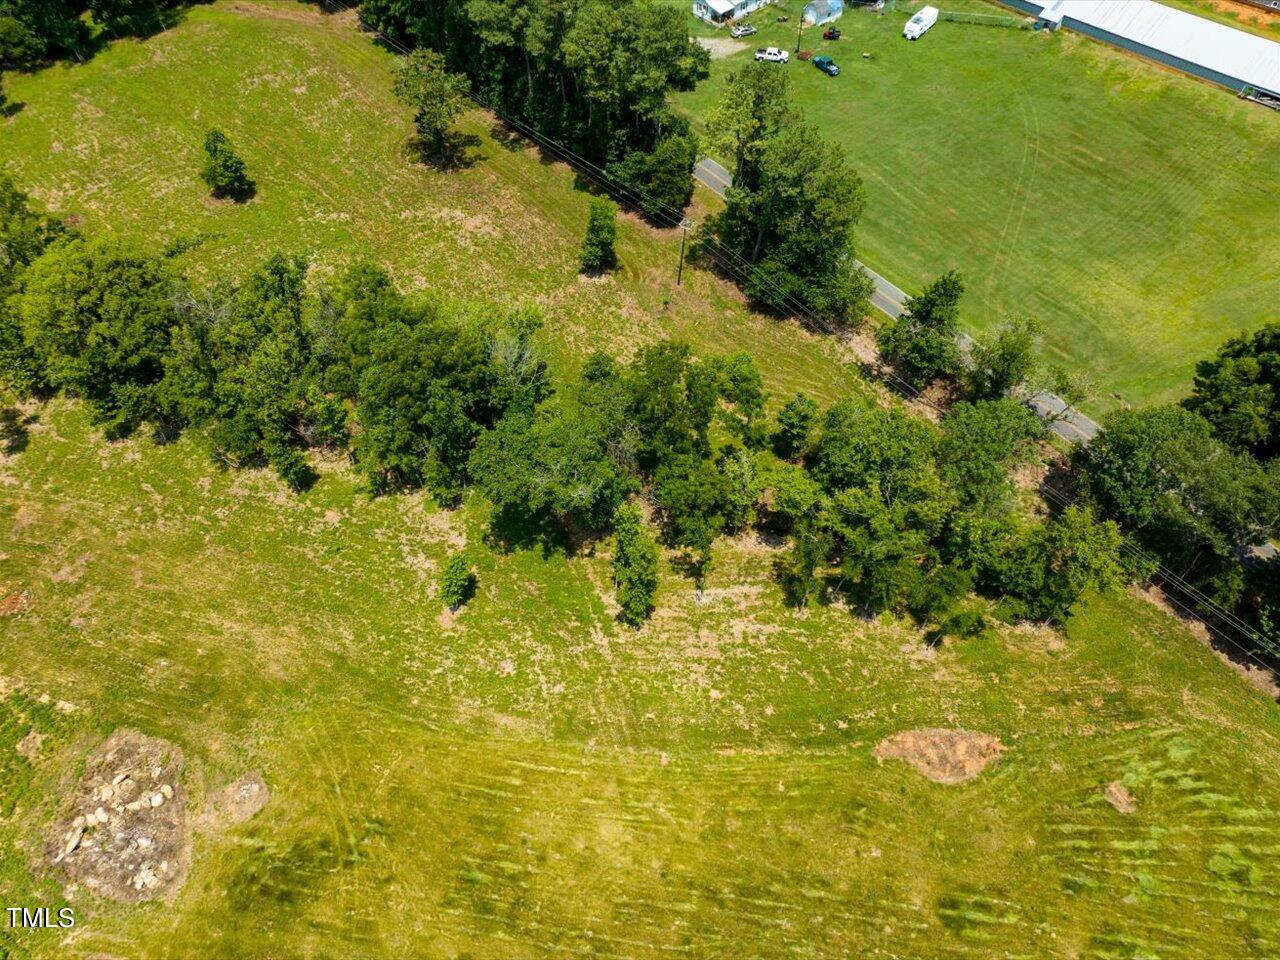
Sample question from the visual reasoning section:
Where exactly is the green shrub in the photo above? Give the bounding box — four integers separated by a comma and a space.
580, 198, 617, 273
440, 553, 477, 609
612, 503, 659, 626
200, 129, 254, 201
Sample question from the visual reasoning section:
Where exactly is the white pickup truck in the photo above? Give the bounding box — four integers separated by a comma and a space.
754, 47, 790, 64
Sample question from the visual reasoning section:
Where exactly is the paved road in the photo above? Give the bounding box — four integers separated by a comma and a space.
693, 156, 1101, 444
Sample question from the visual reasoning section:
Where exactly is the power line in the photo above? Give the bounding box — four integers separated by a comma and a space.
327, 0, 845, 333
326, 0, 1277, 675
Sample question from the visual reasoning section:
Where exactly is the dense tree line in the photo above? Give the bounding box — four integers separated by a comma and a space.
872, 261, 1280, 651
360, 0, 710, 222
700, 63, 873, 323
0, 177, 1132, 634
0, 0, 184, 68
1068, 323, 1280, 651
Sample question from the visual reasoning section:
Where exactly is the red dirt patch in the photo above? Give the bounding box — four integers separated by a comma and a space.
874, 728, 1004, 784
0, 590, 30, 615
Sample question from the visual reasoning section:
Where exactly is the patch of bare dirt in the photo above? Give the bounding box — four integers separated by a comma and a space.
197, 772, 269, 831
1198, 0, 1278, 24
46, 729, 189, 902
1104, 780, 1136, 814
695, 36, 748, 60
874, 728, 1004, 784
16, 730, 44, 759
229, 0, 352, 26
0, 590, 30, 615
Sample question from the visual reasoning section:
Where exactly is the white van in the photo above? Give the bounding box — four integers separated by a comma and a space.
903, 5, 939, 39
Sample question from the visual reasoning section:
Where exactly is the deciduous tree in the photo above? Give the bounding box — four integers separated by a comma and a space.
392, 48, 469, 158
200, 129, 254, 201
17, 235, 173, 436
580, 198, 617, 273
1186, 321, 1279, 462
876, 270, 963, 388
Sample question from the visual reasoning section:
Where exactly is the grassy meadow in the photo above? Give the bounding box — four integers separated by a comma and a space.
0, 1, 861, 407
675, 0, 1280, 409
1, 4, 1280, 958
1, 382, 1279, 958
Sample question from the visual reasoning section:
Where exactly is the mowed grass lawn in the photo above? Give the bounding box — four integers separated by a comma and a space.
1, 5, 1280, 959
676, 0, 1280, 409
3, 400, 1280, 959
0, 1, 862, 407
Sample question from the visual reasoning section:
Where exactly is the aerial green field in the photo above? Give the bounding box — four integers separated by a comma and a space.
3, 368, 1280, 958
0, 1, 859, 407
3, 4, 1280, 959
675, 0, 1280, 409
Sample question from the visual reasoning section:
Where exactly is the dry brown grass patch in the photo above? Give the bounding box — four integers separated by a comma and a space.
873, 728, 1004, 784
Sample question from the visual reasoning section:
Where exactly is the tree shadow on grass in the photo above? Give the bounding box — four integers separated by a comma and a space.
483, 504, 600, 560
0, 408, 32, 455
489, 121, 528, 154
405, 131, 482, 172
668, 549, 712, 589
210, 178, 257, 204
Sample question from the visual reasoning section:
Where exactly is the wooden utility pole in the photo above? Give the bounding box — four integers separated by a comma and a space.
677, 218, 692, 286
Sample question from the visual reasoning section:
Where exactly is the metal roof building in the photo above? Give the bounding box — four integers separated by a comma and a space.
804, 0, 846, 25
999, 0, 1280, 97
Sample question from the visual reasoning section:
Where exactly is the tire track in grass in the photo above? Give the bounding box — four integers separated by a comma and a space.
981, 96, 1037, 319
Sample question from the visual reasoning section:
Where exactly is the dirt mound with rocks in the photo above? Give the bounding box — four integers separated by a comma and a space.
46, 729, 189, 902
874, 728, 1004, 784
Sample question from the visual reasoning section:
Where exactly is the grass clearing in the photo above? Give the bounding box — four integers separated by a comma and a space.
674, 0, 1280, 409
3, 398, 1280, 958
1, 5, 1280, 957
0, 1, 859, 408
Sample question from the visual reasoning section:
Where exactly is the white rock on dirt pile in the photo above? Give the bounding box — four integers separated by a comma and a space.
197, 771, 270, 830
44, 729, 190, 903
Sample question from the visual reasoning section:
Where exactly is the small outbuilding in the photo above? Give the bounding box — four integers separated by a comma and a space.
803, 0, 846, 26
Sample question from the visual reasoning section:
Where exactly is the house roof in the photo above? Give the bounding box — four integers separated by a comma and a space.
704, 0, 738, 14
1030, 0, 1280, 96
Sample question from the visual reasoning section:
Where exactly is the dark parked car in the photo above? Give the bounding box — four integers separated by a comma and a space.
812, 55, 840, 76
823, 27, 841, 40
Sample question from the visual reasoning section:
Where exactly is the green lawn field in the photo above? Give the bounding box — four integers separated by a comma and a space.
0, 1, 861, 408
2, 5, 1280, 958
3, 375, 1280, 958
676, 0, 1280, 409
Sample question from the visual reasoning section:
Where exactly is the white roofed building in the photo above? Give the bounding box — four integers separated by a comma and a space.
692, 0, 772, 23
998, 0, 1280, 98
